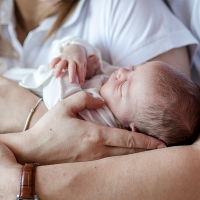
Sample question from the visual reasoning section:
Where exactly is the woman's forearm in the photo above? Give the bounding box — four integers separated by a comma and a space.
36, 145, 200, 200
0, 75, 47, 133
1, 166, 22, 199
0, 141, 22, 199
0, 90, 165, 165
3, 141, 200, 199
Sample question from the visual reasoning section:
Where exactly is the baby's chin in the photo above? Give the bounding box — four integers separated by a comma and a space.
99, 86, 105, 99
99, 84, 109, 103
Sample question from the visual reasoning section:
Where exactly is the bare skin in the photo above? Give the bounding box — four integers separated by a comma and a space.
15, 0, 76, 44
35, 141, 200, 200
1, 116, 200, 199
0, 76, 47, 133
0, 83, 165, 164
0, 41, 190, 163
15, 0, 58, 32
0, 1, 194, 199
15, 0, 55, 44
0, 45, 195, 198
150, 46, 190, 77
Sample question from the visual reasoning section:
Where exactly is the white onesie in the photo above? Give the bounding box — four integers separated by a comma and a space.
16, 36, 123, 129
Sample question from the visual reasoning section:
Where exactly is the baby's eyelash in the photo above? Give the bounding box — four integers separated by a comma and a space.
120, 81, 126, 97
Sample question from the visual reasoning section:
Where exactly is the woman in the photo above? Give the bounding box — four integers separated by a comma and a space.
0, 0, 198, 198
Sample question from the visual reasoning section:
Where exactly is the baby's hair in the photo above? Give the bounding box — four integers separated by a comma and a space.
133, 62, 200, 146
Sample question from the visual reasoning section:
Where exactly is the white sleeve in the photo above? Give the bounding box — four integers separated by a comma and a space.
165, 0, 200, 85
92, 0, 197, 66
48, 35, 102, 63
19, 65, 82, 110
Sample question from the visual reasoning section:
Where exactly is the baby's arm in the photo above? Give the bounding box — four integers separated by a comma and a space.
49, 36, 101, 85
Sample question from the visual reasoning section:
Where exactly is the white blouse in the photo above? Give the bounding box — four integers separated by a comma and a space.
0, 0, 197, 73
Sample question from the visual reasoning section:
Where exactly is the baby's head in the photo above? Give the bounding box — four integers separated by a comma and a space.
100, 61, 200, 146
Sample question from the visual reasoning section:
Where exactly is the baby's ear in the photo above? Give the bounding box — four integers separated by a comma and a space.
129, 123, 137, 132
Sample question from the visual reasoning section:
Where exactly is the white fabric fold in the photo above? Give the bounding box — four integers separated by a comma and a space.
3, 35, 122, 128
19, 64, 121, 128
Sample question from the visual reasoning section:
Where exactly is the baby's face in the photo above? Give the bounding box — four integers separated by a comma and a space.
100, 62, 157, 128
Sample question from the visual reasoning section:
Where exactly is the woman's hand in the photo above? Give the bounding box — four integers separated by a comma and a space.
0, 91, 165, 164
0, 141, 22, 199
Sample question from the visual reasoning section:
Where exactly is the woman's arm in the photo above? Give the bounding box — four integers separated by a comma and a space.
150, 46, 191, 76
0, 76, 47, 133
2, 138, 200, 199
36, 143, 200, 200
0, 77, 165, 164
0, 46, 190, 134
94, 0, 196, 73
0, 141, 21, 199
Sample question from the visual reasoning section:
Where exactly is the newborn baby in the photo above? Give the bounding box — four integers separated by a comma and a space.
18, 37, 200, 146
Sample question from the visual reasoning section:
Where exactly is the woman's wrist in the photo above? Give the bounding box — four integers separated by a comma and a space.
1, 165, 22, 199
13, 165, 23, 199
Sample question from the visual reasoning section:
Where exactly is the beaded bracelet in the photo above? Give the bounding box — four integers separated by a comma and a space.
23, 98, 43, 131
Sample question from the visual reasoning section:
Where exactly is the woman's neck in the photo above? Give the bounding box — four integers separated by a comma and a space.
15, 0, 58, 32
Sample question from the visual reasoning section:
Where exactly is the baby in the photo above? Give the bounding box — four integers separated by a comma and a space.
18, 37, 200, 147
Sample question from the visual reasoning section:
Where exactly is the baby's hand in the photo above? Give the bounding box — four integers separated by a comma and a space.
50, 44, 87, 85
86, 54, 100, 79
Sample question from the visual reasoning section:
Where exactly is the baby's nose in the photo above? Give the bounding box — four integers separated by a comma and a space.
117, 68, 129, 80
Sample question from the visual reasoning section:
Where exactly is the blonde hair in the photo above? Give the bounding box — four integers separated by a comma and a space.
0, 0, 79, 59
41, 0, 79, 40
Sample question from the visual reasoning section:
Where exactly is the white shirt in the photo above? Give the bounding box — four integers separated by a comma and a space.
0, 0, 197, 73
165, 0, 200, 85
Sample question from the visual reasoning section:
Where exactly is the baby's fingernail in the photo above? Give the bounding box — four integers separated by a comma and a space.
157, 144, 166, 149
98, 98, 105, 104
54, 73, 59, 78
69, 77, 73, 83
89, 54, 94, 58
80, 80, 84, 85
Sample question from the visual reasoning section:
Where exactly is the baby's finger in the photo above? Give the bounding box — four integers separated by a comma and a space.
68, 62, 76, 83
84, 63, 87, 79
77, 63, 86, 85
49, 57, 61, 69
88, 54, 99, 66
54, 60, 68, 78
95, 61, 101, 71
